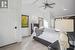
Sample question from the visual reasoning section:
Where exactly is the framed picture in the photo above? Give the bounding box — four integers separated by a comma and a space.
21, 15, 29, 28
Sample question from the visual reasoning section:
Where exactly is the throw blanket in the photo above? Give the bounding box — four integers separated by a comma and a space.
59, 32, 69, 48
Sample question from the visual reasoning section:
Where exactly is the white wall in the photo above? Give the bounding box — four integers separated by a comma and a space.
21, 0, 51, 36
22, 0, 75, 36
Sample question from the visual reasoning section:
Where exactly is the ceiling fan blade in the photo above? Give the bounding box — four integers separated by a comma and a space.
49, 3, 56, 5
48, 5, 53, 8
32, 0, 39, 5
39, 6, 47, 9
44, 6, 47, 9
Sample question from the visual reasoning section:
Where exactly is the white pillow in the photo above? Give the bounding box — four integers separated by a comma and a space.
55, 28, 61, 32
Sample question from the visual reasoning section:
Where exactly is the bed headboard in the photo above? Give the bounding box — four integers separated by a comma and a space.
54, 16, 75, 32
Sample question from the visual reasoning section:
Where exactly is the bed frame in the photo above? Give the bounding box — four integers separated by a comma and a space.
33, 36, 60, 50
33, 36, 51, 47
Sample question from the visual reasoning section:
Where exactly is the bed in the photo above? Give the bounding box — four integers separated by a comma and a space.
33, 28, 59, 47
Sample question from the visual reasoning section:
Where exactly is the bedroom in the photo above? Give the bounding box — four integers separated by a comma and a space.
0, 0, 75, 50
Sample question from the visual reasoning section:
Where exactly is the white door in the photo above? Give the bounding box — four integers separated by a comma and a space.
0, 0, 21, 47
0, 11, 18, 47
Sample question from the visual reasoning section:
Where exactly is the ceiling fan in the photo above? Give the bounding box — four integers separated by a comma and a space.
32, 0, 56, 9
43, 0, 56, 9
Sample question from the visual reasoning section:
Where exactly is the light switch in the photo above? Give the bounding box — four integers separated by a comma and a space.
0, 0, 8, 8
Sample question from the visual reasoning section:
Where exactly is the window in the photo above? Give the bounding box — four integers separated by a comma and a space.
44, 20, 49, 28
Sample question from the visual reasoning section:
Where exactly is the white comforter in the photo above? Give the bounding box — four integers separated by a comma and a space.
38, 28, 59, 43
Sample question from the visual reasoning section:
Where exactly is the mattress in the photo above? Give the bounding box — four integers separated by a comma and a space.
38, 28, 59, 43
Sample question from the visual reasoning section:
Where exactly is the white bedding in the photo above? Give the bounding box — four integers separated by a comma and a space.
38, 28, 59, 43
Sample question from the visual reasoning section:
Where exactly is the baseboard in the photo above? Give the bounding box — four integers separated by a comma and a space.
0, 42, 17, 48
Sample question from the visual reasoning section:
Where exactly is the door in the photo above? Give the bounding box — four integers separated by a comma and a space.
0, 0, 21, 47
0, 11, 18, 47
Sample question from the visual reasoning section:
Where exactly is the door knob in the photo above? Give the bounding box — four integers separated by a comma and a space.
15, 26, 17, 29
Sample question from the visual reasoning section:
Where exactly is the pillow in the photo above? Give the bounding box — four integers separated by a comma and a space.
35, 27, 44, 36
55, 28, 60, 32
39, 26, 44, 32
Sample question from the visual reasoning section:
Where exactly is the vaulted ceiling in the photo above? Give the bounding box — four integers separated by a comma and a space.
22, 0, 75, 18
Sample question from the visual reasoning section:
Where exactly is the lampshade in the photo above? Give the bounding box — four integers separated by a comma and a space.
55, 19, 74, 32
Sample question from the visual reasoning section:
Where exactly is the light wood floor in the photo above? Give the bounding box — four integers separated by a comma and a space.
0, 36, 48, 50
